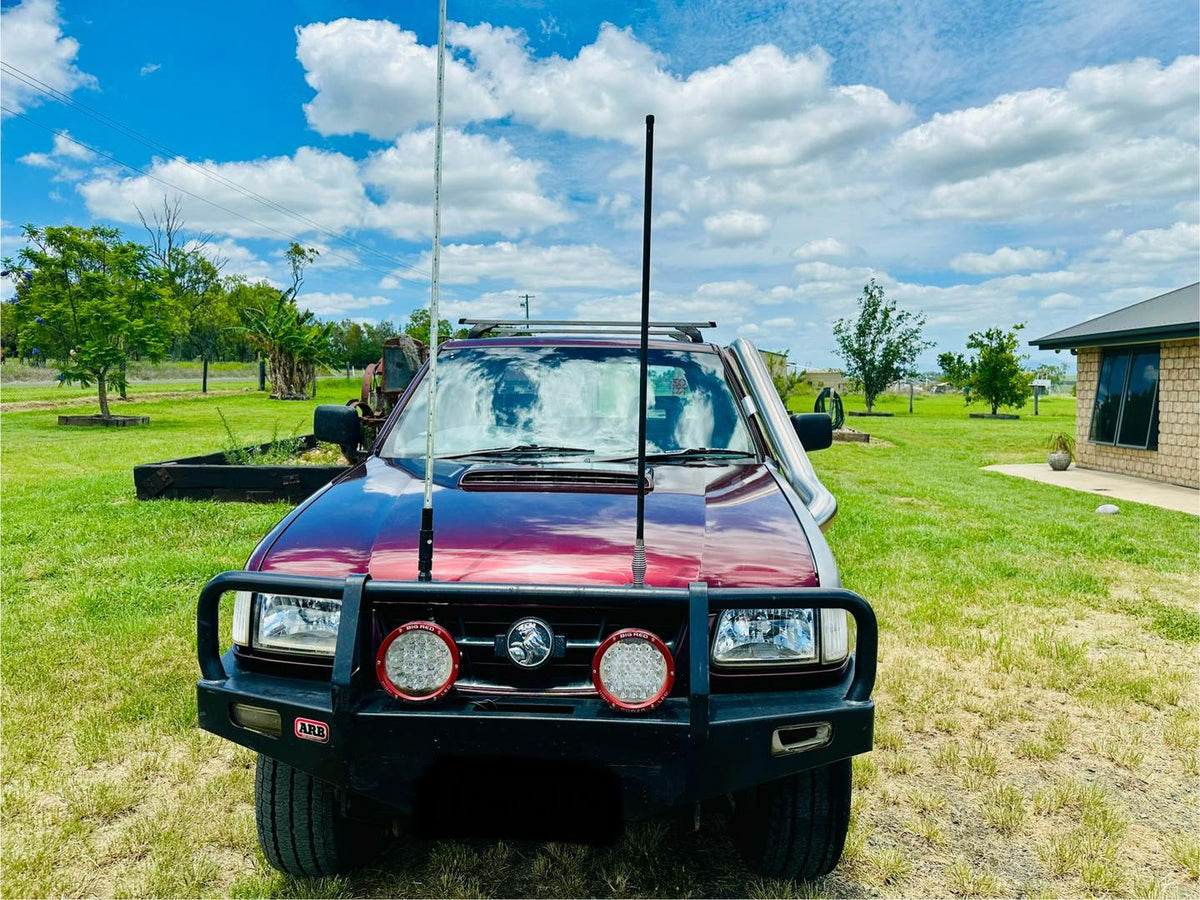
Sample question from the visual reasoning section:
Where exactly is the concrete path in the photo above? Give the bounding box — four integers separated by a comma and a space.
983, 463, 1199, 516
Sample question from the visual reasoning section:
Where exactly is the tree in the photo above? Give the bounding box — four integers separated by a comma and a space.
139, 196, 229, 391
938, 324, 1034, 415
0, 291, 17, 361
4, 224, 174, 418
1030, 360, 1069, 391
832, 279, 931, 412
240, 295, 333, 400
936, 351, 971, 389
239, 245, 331, 400
329, 318, 399, 369
403, 307, 452, 346
767, 350, 806, 407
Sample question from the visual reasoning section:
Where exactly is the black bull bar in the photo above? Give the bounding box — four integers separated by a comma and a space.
197, 571, 877, 816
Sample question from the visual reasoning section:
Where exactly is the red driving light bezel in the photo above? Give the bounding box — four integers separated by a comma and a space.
375, 620, 460, 702
591, 628, 675, 711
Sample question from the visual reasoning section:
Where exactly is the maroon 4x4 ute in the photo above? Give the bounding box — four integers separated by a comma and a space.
196, 326, 877, 881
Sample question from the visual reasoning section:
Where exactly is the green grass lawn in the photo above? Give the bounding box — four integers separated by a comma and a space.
0, 359, 260, 384
0, 378, 268, 405
0, 362, 356, 404
2, 389, 1197, 897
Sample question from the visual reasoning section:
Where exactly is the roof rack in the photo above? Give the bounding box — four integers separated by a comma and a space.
459, 319, 717, 344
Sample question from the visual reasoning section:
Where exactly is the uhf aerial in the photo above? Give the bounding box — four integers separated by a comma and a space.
416, 4, 658, 589
632, 114, 655, 588
417, 0, 448, 582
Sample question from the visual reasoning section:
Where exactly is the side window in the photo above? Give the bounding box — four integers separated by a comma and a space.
1089, 346, 1160, 450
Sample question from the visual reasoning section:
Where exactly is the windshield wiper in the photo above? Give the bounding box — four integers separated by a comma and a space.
440, 444, 595, 460
609, 448, 756, 463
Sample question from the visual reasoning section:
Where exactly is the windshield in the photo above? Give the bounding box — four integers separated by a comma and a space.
381, 345, 755, 459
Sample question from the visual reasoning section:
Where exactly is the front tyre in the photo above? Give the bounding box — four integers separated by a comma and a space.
255, 755, 376, 876
730, 759, 852, 881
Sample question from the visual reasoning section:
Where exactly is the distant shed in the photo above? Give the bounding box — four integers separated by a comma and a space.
804, 368, 851, 394
1031, 283, 1199, 489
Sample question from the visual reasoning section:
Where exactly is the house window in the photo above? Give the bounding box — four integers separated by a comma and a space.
1089, 346, 1160, 450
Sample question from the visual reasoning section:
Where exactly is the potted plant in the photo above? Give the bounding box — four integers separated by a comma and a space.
1047, 431, 1075, 471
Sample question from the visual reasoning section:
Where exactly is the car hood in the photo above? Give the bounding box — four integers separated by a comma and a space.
253, 456, 818, 588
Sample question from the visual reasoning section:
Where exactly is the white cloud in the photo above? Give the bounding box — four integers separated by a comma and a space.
1040, 293, 1084, 309
18, 131, 95, 180
79, 148, 372, 239
297, 17, 910, 174
894, 56, 1199, 222
449, 24, 910, 166
139, 62, 161, 76
404, 241, 640, 290
762, 317, 796, 331
78, 130, 565, 244
950, 245, 1064, 274
361, 129, 570, 239
769, 220, 1199, 354
893, 56, 1198, 183
703, 210, 770, 246
197, 238, 275, 282
794, 238, 852, 260
438, 289, 542, 323
1094, 221, 1200, 266
913, 137, 1198, 221
695, 280, 757, 300
296, 17, 503, 138
0, 0, 96, 116
301, 291, 393, 316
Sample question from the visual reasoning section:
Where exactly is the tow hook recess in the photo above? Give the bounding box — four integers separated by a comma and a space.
771, 722, 833, 756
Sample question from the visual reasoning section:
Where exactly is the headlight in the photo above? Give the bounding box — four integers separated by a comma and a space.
242, 593, 341, 656
711, 608, 819, 666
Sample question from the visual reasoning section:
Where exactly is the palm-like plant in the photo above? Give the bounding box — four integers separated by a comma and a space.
241, 293, 334, 400
1047, 431, 1076, 460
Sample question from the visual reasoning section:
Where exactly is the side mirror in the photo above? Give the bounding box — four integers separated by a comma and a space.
791, 412, 833, 452
315, 405, 362, 459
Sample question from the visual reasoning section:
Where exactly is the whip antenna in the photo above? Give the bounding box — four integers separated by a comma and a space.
418, 0, 448, 582
632, 114, 655, 587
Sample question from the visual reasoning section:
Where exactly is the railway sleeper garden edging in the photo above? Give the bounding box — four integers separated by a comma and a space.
134, 434, 350, 503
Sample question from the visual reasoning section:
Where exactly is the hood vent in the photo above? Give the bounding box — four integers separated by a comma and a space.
460, 467, 653, 494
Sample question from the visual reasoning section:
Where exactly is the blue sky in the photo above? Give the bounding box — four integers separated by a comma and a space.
2, 0, 1197, 369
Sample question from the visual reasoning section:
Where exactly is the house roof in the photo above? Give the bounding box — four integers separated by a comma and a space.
1030, 283, 1200, 350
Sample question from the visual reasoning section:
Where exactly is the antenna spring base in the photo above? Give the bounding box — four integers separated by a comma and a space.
632, 541, 647, 587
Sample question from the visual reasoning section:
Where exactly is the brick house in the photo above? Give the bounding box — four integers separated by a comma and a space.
1031, 283, 1199, 489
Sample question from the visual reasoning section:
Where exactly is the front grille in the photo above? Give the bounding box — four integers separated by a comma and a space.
373, 602, 687, 696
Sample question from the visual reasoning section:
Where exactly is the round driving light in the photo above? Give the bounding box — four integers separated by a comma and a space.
592, 629, 674, 711
376, 621, 459, 702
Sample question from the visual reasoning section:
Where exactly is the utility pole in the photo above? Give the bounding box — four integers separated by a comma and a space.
518, 293, 534, 321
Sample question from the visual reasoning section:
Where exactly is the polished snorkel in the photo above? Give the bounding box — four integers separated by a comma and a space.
418, 0, 448, 582
632, 114, 655, 588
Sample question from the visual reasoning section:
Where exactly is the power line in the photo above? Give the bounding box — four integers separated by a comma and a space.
0, 61, 428, 278
1, 103, 408, 284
